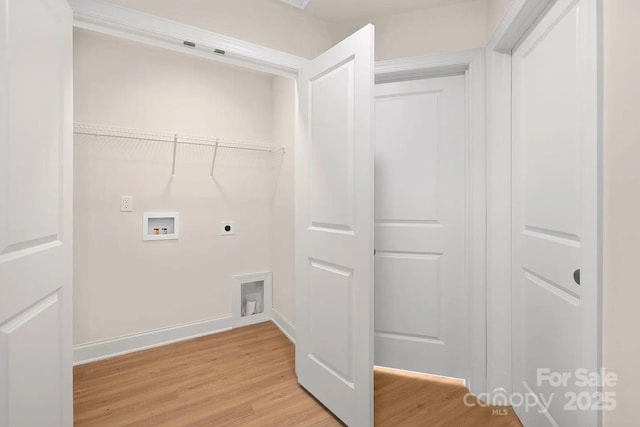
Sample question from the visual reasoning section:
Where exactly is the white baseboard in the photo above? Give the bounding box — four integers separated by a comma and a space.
74, 310, 296, 365
271, 308, 296, 343
73, 315, 233, 365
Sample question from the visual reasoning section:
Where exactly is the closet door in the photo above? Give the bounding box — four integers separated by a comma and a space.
295, 24, 375, 426
511, 0, 600, 425
0, 0, 74, 426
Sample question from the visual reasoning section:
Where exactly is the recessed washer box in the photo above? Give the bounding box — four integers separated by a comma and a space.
143, 212, 179, 241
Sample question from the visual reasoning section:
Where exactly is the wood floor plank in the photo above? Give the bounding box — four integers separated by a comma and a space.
74, 322, 521, 426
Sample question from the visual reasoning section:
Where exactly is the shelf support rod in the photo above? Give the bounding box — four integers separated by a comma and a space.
210, 139, 219, 177
171, 134, 178, 175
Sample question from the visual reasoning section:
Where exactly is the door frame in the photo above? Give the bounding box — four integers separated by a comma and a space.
69, 0, 307, 78
485, 0, 603, 402
70, 0, 488, 397
377, 49, 487, 395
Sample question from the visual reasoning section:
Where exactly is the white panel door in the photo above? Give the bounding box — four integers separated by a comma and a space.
0, 0, 73, 426
374, 76, 467, 380
295, 24, 374, 426
512, 0, 600, 425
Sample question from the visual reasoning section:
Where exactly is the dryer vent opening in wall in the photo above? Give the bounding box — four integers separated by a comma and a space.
241, 281, 264, 317
232, 272, 272, 328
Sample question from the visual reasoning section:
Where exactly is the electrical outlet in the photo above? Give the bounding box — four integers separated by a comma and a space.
220, 221, 235, 235
120, 196, 133, 212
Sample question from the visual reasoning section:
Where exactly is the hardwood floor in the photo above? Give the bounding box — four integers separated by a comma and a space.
374, 367, 521, 427
74, 322, 521, 426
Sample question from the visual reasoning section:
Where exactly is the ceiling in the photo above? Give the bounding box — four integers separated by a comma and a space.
283, 0, 476, 22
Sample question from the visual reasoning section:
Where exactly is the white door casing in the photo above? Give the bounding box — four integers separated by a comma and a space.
511, 0, 600, 425
295, 24, 375, 426
374, 75, 468, 381
0, 0, 73, 426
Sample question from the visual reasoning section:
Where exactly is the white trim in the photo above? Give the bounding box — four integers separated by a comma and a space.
279, 0, 312, 10
73, 315, 233, 365
374, 49, 487, 396
485, 47, 514, 397
73, 309, 296, 366
272, 309, 296, 343
465, 50, 487, 398
485, 0, 561, 402
69, 0, 308, 78
488, 0, 557, 53
376, 49, 484, 82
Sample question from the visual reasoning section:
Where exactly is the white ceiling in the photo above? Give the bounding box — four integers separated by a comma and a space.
284, 0, 476, 22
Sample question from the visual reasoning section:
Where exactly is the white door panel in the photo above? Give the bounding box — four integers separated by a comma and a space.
374, 89, 440, 222
375, 253, 440, 337
295, 24, 374, 426
512, 0, 600, 425
374, 75, 468, 380
309, 61, 355, 231
0, 0, 73, 426
1, 294, 63, 426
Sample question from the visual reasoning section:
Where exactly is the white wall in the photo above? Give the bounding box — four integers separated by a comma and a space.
109, 0, 491, 62
270, 77, 296, 325
108, 0, 337, 59
486, 0, 511, 40
602, 0, 640, 425
332, 0, 489, 60
73, 28, 281, 344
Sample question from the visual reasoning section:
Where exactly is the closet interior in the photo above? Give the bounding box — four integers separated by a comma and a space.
73, 28, 296, 351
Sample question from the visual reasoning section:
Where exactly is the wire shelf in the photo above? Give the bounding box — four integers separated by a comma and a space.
73, 122, 284, 176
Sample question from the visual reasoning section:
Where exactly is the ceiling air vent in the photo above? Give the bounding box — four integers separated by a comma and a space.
279, 0, 311, 10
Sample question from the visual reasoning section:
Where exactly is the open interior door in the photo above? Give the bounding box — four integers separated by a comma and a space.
0, 0, 73, 425
295, 24, 375, 426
